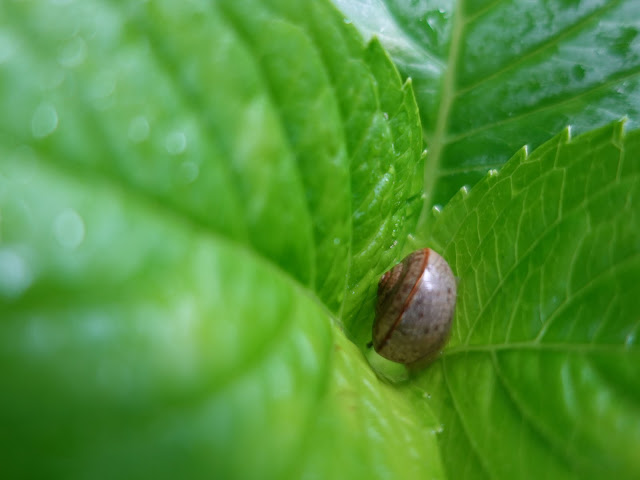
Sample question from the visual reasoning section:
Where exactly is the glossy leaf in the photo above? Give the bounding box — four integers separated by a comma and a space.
332, 0, 640, 219
413, 121, 640, 480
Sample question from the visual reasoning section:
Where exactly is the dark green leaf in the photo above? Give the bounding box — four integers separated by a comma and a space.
333, 0, 640, 219
413, 121, 640, 480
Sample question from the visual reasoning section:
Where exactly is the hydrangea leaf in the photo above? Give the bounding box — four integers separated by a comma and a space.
0, 1, 438, 479
332, 0, 640, 220
411, 121, 640, 480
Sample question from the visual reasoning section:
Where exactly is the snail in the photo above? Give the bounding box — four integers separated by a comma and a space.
372, 248, 457, 365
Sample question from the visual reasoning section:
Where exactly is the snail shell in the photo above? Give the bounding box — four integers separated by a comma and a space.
372, 248, 456, 365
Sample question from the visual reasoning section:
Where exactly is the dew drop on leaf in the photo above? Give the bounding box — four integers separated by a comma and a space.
572, 64, 586, 81
0, 248, 33, 299
57, 36, 87, 67
179, 161, 200, 184
0, 31, 17, 64
165, 131, 187, 155
128, 116, 150, 143
53, 208, 86, 250
31, 102, 58, 139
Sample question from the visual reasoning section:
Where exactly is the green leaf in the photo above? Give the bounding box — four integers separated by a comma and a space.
0, 0, 437, 479
332, 0, 640, 218
414, 121, 640, 480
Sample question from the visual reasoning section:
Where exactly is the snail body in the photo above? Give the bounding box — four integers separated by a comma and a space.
372, 248, 456, 365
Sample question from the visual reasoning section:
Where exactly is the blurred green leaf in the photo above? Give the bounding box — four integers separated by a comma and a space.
0, 0, 438, 479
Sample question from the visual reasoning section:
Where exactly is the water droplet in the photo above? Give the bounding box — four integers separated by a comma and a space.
89, 72, 117, 111
58, 36, 87, 67
165, 131, 187, 155
0, 248, 33, 299
178, 161, 199, 184
128, 116, 150, 143
382, 112, 389, 120
460, 185, 469, 195
424, 9, 448, 33
488, 169, 498, 177
572, 64, 586, 81
0, 31, 17, 64
625, 332, 635, 347
343, 18, 352, 24
31, 103, 58, 139
432, 204, 442, 215
89, 72, 116, 100
333, 237, 341, 245
42, 69, 65, 90
81, 313, 113, 341
53, 209, 85, 250
373, 172, 392, 196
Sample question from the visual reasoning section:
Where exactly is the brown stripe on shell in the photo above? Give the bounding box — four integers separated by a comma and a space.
376, 248, 430, 350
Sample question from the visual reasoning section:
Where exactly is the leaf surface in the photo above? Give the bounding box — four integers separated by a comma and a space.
0, 1, 438, 479
332, 0, 640, 218
413, 121, 640, 480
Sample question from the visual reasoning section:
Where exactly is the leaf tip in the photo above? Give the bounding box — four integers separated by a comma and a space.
613, 117, 628, 145
366, 34, 385, 55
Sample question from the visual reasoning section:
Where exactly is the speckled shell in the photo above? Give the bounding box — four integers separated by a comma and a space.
372, 248, 457, 365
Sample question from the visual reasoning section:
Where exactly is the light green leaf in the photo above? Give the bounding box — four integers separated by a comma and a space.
332, 0, 640, 219
0, 1, 438, 479
414, 121, 640, 479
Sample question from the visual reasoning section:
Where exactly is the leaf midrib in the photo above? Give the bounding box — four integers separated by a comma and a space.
419, 0, 465, 227
442, 341, 639, 356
